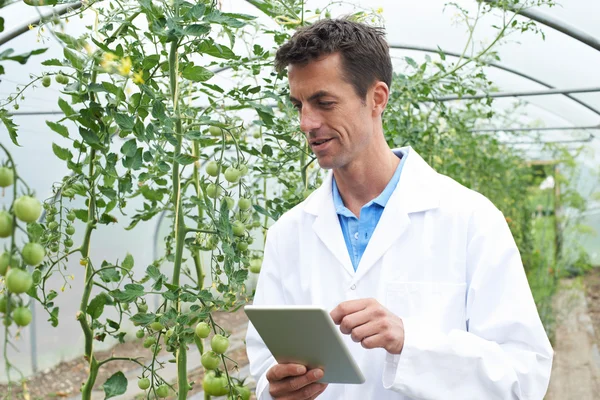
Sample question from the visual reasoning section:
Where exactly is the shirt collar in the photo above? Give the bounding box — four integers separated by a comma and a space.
332, 152, 406, 215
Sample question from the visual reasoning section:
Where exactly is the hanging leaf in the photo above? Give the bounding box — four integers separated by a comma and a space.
102, 371, 127, 399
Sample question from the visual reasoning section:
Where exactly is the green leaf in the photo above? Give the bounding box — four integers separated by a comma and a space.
197, 40, 238, 60
74, 209, 88, 223
0, 17, 4, 33
58, 98, 77, 119
184, 24, 210, 37
114, 113, 134, 131
46, 121, 69, 138
122, 148, 143, 170
130, 312, 156, 325
52, 143, 72, 161
27, 223, 44, 243
55, 32, 83, 50
205, 10, 251, 28
261, 144, 273, 157
182, 65, 214, 82
79, 127, 102, 148
87, 293, 110, 319
0, 109, 19, 146
41, 59, 63, 66
102, 371, 127, 399
99, 265, 120, 283
122, 253, 134, 271
64, 47, 84, 69
110, 284, 145, 303
142, 54, 160, 70
120, 139, 137, 157
0, 47, 47, 64
174, 153, 198, 165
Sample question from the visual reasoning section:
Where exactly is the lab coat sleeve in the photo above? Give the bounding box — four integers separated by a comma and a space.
245, 225, 285, 400
382, 203, 554, 400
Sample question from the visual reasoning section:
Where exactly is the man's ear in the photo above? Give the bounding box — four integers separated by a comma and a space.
372, 81, 389, 117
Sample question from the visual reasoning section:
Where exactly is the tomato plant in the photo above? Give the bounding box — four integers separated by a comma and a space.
0, 0, 574, 399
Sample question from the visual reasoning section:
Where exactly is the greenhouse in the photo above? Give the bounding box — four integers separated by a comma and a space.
0, 0, 599, 399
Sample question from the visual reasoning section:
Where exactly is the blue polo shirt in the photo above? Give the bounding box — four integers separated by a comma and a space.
332, 152, 406, 271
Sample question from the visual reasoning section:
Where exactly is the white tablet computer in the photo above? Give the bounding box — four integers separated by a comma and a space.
244, 305, 365, 384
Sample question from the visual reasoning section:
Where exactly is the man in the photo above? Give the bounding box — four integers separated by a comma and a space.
245, 18, 553, 400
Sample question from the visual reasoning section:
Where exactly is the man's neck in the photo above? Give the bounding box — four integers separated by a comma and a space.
333, 145, 400, 218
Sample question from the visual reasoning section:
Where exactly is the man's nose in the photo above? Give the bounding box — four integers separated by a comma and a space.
299, 108, 321, 134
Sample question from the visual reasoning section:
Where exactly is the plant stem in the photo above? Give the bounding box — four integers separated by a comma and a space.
168, 11, 189, 394
79, 149, 98, 400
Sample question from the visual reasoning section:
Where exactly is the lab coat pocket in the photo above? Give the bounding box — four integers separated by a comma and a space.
385, 282, 467, 333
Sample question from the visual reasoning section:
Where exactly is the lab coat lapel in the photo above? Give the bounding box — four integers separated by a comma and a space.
304, 172, 355, 276
355, 147, 441, 280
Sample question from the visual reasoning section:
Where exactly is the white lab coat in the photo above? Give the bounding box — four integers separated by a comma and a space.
246, 147, 553, 400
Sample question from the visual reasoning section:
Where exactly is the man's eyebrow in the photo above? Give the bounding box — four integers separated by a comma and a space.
289, 91, 336, 104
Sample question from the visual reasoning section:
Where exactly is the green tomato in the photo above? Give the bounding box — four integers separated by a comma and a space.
195, 321, 211, 338
209, 126, 224, 136
232, 221, 245, 237
205, 183, 222, 199
13, 196, 42, 223
203, 370, 229, 396
49, 243, 59, 253
229, 385, 251, 400
64, 238, 73, 248
201, 350, 221, 370
0, 252, 20, 276
211, 334, 230, 354
138, 303, 148, 313
66, 211, 76, 221
0, 210, 13, 238
0, 296, 15, 314
136, 329, 145, 339
42, 76, 51, 87
65, 225, 75, 235
6, 268, 33, 294
143, 337, 156, 348
252, 131, 261, 139
22, 242, 45, 266
238, 198, 251, 211
239, 164, 249, 176
12, 306, 32, 327
224, 167, 241, 183
223, 196, 235, 210
252, 220, 262, 228
150, 343, 162, 353
0, 167, 14, 188
137, 377, 150, 390
155, 384, 169, 398
150, 321, 164, 332
205, 161, 220, 177
165, 328, 174, 340
48, 221, 59, 230
249, 257, 262, 274
236, 241, 248, 252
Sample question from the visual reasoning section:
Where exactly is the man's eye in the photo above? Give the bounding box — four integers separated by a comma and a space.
319, 102, 334, 107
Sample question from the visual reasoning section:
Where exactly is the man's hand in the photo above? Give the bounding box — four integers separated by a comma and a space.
267, 364, 328, 399
330, 298, 405, 354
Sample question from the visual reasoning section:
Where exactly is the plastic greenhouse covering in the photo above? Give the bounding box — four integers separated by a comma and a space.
0, 0, 599, 392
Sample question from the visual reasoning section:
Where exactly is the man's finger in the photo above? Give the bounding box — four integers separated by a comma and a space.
330, 299, 370, 324
270, 368, 324, 398
305, 383, 329, 400
339, 308, 371, 335
349, 320, 380, 343
267, 363, 306, 382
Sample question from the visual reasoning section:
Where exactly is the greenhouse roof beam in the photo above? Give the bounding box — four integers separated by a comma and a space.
0, 2, 82, 47
388, 43, 600, 118
434, 87, 600, 102
483, 0, 600, 52
470, 124, 600, 133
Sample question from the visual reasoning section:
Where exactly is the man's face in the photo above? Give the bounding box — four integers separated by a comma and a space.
288, 53, 375, 170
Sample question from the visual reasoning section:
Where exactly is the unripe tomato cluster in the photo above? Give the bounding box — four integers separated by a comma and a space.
0, 168, 40, 328
44, 202, 77, 254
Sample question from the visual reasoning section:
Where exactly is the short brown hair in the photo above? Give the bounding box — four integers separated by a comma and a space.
275, 18, 392, 100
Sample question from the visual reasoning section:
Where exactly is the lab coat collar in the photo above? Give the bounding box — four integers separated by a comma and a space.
303, 147, 441, 277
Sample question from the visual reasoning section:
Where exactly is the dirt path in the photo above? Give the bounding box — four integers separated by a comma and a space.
545, 277, 600, 400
